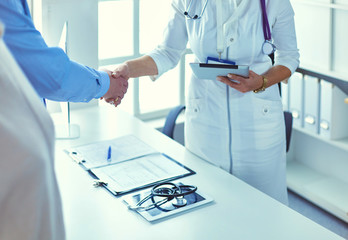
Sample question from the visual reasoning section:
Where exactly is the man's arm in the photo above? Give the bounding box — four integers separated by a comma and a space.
0, 1, 122, 103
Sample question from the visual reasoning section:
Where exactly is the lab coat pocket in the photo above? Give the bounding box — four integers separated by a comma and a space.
249, 98, 285, 151
186, 98, 203, 120
186, 97, 219, 127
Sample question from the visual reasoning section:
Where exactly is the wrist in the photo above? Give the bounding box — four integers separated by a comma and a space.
96, 70, 111, 99
253, 76, 268, 93
124, 61, 132, 77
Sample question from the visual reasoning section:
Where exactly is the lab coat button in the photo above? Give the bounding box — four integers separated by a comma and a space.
263, 107, 269, 115
230, 38, 234, 42
194, 108, 198, 113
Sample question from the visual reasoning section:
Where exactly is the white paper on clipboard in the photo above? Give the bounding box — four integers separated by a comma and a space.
190, 63, 249, 80
92, 153, 192, 193
65, 135, 196, 196
66, 135, 158, 170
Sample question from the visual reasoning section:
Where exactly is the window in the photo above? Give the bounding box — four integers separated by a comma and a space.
98, 0, 189, 120
291, 0, 348, 75
32, 0, 190, 120
98, 1, 134, 59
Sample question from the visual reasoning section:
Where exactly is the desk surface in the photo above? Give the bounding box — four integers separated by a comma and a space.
53, 106, 343, 240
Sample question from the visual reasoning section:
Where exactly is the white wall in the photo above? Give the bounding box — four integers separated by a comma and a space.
39, 0, 100, 110
291, 0, 348, 75
41, 0, 98, 68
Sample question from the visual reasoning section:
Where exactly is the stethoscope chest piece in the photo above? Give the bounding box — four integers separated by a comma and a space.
172, 197, 187, 207
262, 40, 276, 55
128, 182, 197, 211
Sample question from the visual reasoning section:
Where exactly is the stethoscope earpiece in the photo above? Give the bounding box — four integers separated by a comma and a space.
184, 0, 209, 20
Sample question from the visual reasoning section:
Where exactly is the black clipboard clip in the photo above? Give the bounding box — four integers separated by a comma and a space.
68, 150, 86, 164
93, 180, 108, 188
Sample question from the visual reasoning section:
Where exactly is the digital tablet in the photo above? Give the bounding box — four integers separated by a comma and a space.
122, 182, 214, 222
190, 63, 249, 80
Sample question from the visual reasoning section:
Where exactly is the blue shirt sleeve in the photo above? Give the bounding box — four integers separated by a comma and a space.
0, 0, 110, 102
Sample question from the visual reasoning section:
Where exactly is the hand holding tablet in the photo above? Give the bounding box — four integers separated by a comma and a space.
190, 63, 249, 80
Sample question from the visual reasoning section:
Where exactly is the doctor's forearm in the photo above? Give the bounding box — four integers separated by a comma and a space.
125, 55, 158, 78
263, 65, 291, 88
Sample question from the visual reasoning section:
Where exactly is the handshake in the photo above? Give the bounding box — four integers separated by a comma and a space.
101, 63, 130, 107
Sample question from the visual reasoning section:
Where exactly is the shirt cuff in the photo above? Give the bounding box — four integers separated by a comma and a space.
275, 59, 299, 75
147, 52, 165, 81
94, 70, 110, 99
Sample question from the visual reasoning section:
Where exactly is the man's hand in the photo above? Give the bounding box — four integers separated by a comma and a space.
101, 69, 128, 107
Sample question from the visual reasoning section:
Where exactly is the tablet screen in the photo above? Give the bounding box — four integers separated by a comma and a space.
190, 63, 249, 79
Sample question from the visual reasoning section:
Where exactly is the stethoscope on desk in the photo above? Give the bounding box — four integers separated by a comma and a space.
127, 182, 197, 211
184, 0, 276, 55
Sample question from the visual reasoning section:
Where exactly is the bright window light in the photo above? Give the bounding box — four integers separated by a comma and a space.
139, 0, 171, 54
98, 0, 187, 119
98, 1, 134, 59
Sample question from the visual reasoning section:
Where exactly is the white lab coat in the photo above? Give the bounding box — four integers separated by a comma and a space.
0, 24, 65, 239
148, 0, 299, 204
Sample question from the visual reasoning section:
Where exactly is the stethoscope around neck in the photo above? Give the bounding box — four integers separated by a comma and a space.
184, 0, 276, 55
184, 0, 208, 19
259, 0, 276, 55
127, 182, 197, 212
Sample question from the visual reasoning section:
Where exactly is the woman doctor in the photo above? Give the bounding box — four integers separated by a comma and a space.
112, 0, 299, 204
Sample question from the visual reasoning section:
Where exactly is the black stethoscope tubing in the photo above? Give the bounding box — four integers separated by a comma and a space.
151, 182, 197, 197
128, 182, 197, 211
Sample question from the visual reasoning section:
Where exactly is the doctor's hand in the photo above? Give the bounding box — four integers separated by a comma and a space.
101, 69, 128, 107
217, 70, 264, 93
112, 63, 130, 82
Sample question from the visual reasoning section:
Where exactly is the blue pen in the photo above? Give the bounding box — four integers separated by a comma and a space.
107, 146, 112, 162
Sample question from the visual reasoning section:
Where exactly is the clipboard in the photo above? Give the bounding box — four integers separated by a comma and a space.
66, 135, 196, 196
190, 63, 249, 80
90, 153, 195, 196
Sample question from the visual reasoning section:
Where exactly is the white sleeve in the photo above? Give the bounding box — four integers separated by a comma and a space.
272, 0, 300, 74
147, 1, 188, 80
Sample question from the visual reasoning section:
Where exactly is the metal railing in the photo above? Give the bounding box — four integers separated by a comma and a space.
296, 67, 348, 96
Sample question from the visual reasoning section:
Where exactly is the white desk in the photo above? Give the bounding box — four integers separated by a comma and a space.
53, 106, 344, 240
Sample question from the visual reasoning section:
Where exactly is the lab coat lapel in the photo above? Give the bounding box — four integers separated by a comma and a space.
216, 0, 250, 55
223, 0, 250, 31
